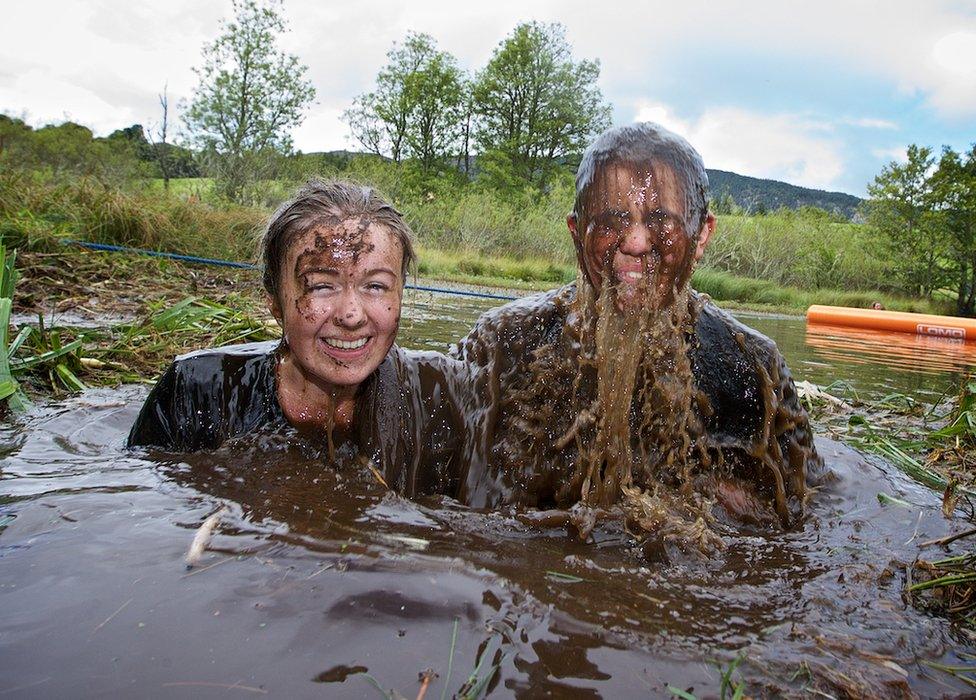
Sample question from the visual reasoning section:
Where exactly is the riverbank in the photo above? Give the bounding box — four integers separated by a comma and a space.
7, 245, 955, 392
417, 247, 942, 316
2, 170, 951, 318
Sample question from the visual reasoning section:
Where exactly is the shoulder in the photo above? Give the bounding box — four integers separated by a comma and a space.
173, 340, 280, 369
693, 295, 779, 368
127, 341, 280, 450
387, 346, 482, 394
165, 340, 279, 386
690, 294, 785, 441
451, 284, 574, 365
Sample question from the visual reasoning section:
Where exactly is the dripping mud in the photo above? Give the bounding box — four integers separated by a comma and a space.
1, 388, 975, 698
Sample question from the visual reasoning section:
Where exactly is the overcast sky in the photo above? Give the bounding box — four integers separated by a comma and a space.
2, 0, 975, 196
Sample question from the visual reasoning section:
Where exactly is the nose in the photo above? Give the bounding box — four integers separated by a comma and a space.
333, 290, 366, 329
617, 223, 654, 258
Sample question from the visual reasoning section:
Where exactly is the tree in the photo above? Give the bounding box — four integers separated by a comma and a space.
471, 22, 612, 194
344, 32, 466, 175
183, 0, 315, 202
711, 189, 738, 215
865, 145, 946, 298
0, 114, 34, 163
146, 85, 176, 191
931, 145, 976, 316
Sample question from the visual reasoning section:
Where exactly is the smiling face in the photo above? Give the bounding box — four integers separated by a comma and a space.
271, 219, 403, 393
570, 162, 713, 311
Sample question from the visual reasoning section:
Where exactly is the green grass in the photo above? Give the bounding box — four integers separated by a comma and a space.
691, 267, 947, 314
416, 247, 576, 290
2, 168, 957, 315
0, 170, 265, 261
0, 240, 91, 407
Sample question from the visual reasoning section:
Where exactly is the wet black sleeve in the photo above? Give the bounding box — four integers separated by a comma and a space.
127, 359, 225, 452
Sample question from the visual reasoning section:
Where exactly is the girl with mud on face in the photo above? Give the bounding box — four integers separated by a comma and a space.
262, 180, 413, 449
129, 179, 489, 498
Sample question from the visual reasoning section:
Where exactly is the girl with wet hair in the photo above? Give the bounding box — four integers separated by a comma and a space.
129, 179, 488, 497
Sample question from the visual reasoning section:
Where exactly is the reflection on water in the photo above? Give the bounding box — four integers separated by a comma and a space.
747, 313, 975, 403
805, 322, 976, 377
398, 288, 503, 352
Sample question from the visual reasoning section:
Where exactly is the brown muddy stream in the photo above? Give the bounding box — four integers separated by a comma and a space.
2, 291, 976, 697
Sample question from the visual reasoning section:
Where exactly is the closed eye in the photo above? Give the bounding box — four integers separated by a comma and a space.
302, 274, 338, 292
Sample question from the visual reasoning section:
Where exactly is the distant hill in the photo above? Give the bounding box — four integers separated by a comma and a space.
300, 151, 865, 221
707, 169, 863, 220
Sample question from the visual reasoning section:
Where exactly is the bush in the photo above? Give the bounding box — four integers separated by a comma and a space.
692, 267, 947, 313
703, 211, 891, 293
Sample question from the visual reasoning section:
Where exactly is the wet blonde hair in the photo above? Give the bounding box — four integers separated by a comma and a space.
260, 179, 416, 300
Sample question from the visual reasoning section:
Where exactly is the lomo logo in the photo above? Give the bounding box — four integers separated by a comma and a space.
917, 324, 966, 339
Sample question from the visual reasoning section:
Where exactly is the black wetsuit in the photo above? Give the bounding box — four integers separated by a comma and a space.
128, 341, 490, 498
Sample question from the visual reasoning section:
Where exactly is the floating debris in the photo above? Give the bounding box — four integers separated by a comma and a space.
185, 506, 227, 568
796, 379, 854, 412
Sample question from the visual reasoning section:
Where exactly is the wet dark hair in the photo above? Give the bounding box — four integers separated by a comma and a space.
260, 179, 416, 300
573, 122, 710, 236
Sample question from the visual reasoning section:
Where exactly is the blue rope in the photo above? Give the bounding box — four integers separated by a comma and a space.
66, 240, 258, 269
64, 240, 518, 302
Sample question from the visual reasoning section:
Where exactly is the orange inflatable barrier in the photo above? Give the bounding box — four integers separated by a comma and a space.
807, 305, 976, 341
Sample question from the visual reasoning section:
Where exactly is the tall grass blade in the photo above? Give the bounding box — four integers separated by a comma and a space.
0, 242, 30, 411
10, 337, 84, 371
441, 616, 460, 700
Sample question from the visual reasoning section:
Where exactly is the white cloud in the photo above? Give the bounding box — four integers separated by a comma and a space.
292, 107, 350, 153
546, 1, 976, 120
872, 146, 909, 164
633, 102, 845, 190
1, 0, 973, 158
844, 117, 898, 130
932, 31, 976, 75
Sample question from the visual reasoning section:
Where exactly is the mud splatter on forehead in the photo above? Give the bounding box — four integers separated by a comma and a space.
293, 217, 400, 274
262, 180, 417, 301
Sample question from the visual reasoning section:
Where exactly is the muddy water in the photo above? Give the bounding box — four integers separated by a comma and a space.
2, 295, 976, 697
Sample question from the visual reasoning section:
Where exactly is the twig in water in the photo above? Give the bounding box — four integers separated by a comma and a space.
89, 598, 132, 639
920, 660, 976, 689
366, 460, 389, 489
0, 677, 52, 695
417, 668, 437, 700
919, 527, 976, 549
905, 511, 923, 545
185, 506, 227, 567
161, 681, 267, 694
180, 555, 233, 579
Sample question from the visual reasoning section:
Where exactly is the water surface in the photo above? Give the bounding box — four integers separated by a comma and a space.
401, 290, 976, 401
2, 292, 975, 697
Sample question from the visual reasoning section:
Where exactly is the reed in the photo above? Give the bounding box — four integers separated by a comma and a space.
0, 240, 90, 408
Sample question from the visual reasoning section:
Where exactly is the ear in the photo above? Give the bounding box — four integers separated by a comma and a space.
567, 213, 588, 277
267, 292, 283, 326
693, 213, 715, 262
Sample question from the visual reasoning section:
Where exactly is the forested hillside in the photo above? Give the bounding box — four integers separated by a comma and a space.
708, 169, 863, 219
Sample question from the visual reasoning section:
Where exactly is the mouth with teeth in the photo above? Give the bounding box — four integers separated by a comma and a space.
610, 257, 668, 309
612, 263, 652, 288
320, 335, 372, 360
